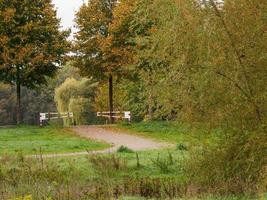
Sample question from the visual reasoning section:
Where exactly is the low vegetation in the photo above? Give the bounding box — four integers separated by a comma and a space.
0, 123, 265, 199
0, 150, 263, 200
117, 146, 135, 153
0, 126, 109, 155
117, 121, 219, 151
119, 122, 266, 196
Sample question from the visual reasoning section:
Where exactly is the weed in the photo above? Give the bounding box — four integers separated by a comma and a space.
87, 176, 187, 199
168, 151, 174, 165
176, 143, 188, 151
151, 153, 175, 173
136, 152, 141, 169
117, 146, 135, 153
89, 154, 128, 174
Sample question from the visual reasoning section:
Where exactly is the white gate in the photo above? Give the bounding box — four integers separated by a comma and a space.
97, 111, 131, 122
39, 112, 74, 126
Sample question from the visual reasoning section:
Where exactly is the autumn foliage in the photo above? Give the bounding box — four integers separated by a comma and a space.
0, 0, 69, 123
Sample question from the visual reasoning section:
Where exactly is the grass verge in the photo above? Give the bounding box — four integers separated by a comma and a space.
116, 121, 221, 151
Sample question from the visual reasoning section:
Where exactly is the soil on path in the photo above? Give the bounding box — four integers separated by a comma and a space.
74, 125, 170, 151
35, 125, 171, 158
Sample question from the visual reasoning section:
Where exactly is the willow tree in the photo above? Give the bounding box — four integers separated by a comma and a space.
0, 0, 69, 124
55, 78, 97, 126
74, 0, 117, 123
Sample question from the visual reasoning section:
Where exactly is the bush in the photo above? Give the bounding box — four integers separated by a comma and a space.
187, 130, 266, 195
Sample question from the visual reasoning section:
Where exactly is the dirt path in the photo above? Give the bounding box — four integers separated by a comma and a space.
34, 126, 171, 158
74, 126, 170, 151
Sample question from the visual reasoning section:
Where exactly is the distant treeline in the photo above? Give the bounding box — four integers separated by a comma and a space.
0, 83, 55, 125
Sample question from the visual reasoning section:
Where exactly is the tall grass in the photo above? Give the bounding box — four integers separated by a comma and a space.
0, 151, 263, 200
119, 121, 266, 196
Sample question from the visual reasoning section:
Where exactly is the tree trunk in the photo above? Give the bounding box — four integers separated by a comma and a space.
148, 73, 154, 121
16, 83, 22, 125
109, 74, 114, 124
148, 92, 153, 121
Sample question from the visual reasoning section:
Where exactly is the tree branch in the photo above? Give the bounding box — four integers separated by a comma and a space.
210, 0, 262, 123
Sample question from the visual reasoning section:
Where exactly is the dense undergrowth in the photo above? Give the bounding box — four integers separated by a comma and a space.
187, 130, 266, 195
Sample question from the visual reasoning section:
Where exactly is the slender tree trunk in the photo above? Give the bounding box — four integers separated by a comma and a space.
148, 73, 153, 121
148, 92, 153, 121
16, 83, 21, 125
109, 74, 114, 124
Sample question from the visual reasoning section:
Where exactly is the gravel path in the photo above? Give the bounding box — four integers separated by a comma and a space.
34, 125, 171, 158
74, 126, 170, 151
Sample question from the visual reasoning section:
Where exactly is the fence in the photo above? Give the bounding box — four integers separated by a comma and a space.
39, 112, 74, 126
97, 111, 131, 123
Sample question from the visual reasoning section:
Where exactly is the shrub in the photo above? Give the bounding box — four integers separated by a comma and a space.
187, 130, 266, 195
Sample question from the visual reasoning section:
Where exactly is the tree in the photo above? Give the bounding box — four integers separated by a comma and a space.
98, 0, 161, 121
128, 0, 170, 120
0, 0, 69, 124
100, 0, 136, 73
208, 0, 267, 126
74, 0, 117, 123
0, 83, 16, 125
55, 78, 98, 125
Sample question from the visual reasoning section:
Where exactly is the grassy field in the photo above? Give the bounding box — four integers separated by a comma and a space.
0, 123, 264, 200
0, 125, 109, 155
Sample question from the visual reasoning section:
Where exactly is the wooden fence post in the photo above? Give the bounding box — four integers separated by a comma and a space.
38, 112, 41, 126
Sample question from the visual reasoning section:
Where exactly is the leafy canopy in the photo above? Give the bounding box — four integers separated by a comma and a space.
74, 0, 117, 80
0, 0, 69, 88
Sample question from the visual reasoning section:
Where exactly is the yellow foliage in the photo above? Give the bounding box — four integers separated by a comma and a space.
9, 195, 53, 200
55, 77, 97, 125
2, 8, 16, 22
9, 195, 32, 200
